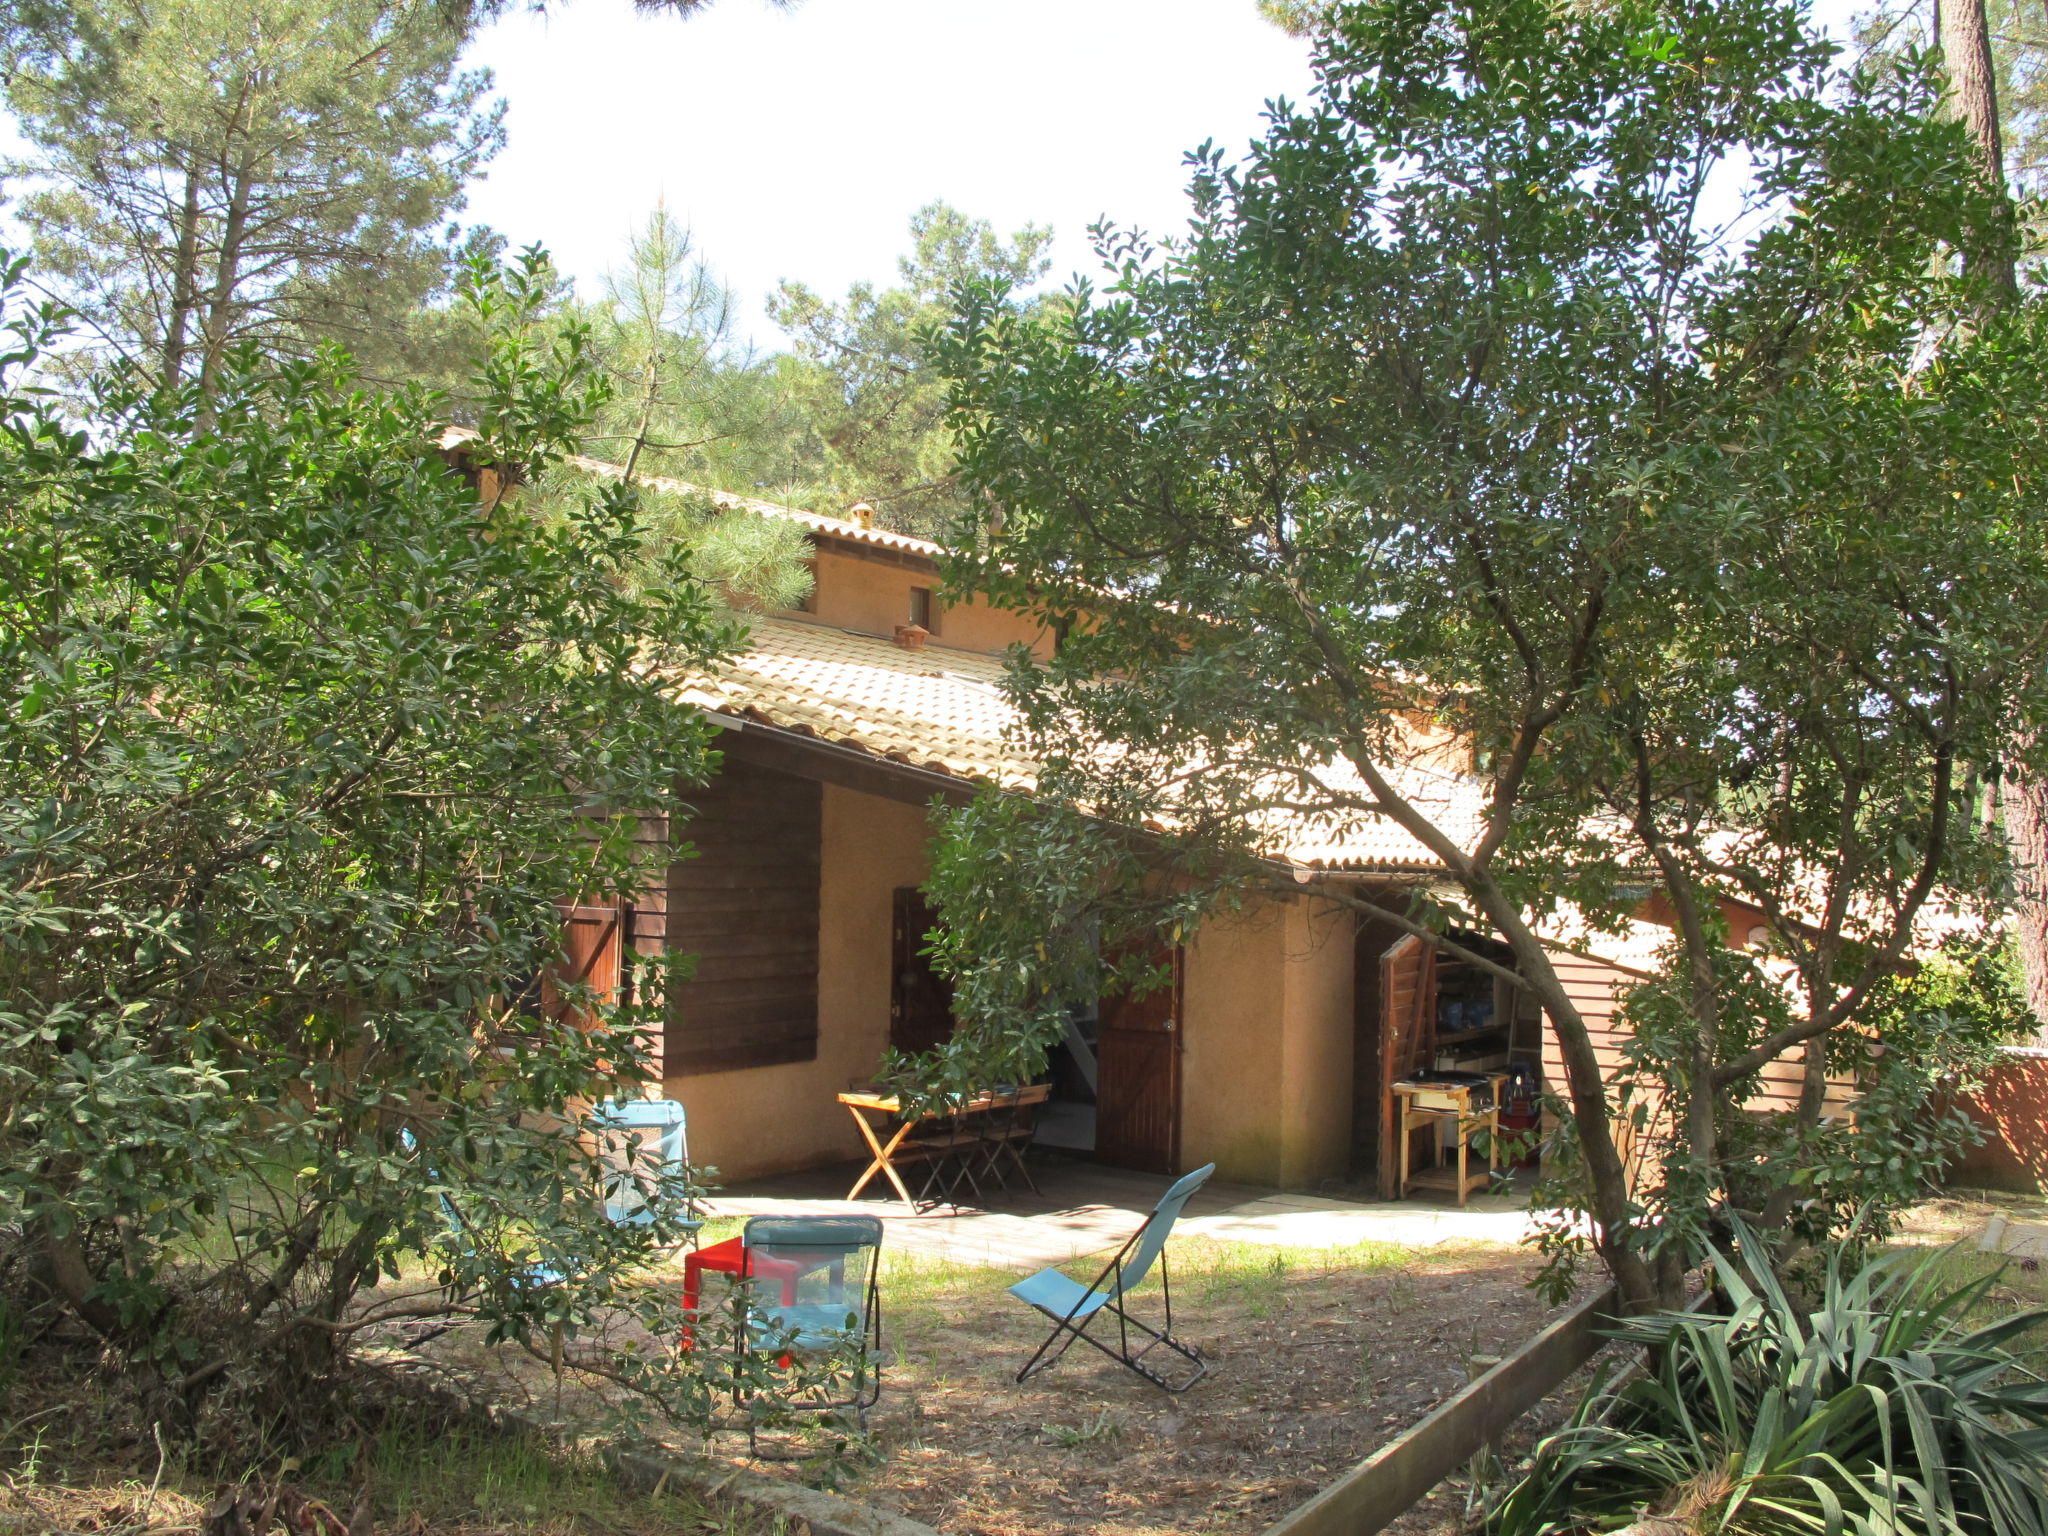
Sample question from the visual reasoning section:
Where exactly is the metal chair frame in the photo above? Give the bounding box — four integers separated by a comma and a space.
1011, 1163, 1215, 1393
733, 1215, 886, 1436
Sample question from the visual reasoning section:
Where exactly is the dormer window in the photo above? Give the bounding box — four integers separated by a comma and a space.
909, 586, 937, 635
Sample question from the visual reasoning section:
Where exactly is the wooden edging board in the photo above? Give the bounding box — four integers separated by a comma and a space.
1261, 1285, 1622, 1536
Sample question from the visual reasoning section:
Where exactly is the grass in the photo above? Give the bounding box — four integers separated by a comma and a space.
1175, 1237, 1412, 1318
345, 1418, 788, 1535
0, 1387, 789, 1536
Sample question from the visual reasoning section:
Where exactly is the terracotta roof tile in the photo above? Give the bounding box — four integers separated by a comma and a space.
567, 456, 947, 561
671, 618, 1472, 873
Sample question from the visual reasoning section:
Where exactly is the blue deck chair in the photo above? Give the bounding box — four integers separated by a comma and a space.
592, 1097, 703, 1243
735, 1215, 885, 1434
1008, 1162, 1215, 1392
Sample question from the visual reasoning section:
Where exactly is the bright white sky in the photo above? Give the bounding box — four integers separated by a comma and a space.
457, 0, 1321, 346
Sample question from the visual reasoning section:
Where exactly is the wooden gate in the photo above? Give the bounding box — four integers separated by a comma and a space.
543, 902, 627, 1031
890, 888, 955, 1056
1376, 933, 1437, 1199
1095, 947, 1183, 1174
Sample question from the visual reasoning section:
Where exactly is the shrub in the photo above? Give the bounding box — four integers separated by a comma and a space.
0, 248, 768, 1448
1489, 1232, 2048, 1535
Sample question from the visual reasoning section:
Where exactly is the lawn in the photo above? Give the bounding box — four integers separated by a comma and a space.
813, 1235, 1583, 1536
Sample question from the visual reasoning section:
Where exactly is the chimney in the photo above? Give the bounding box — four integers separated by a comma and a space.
893, 623, 929, 651
848, 501, 876, 529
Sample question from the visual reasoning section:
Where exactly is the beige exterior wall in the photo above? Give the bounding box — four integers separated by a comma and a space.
1180, 893, 1356, 1188
1181, 908, 1286, 1183
778, 547, 1054, 659
662, 782, 930, 1183
1278, 898, 1357, 1187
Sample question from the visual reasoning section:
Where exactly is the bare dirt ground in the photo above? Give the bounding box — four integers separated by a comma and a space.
699, 1235, 1588, 1536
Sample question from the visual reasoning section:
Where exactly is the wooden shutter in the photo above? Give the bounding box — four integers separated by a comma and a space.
1096, 947, 1183, 1174
665, 764, 821, 1073
890, 888, 955, 1056
542, 903, 625, 1031
1376, 933, 1438, 1198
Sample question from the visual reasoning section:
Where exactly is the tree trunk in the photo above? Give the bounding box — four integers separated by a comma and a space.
1476, 893, 1666, 1309
1941, 0, 2008, 199
2005, 767, 2048, 1038
1941, 0, 2046, 1035
162, 166, 204, 387
195, 162, 253, 409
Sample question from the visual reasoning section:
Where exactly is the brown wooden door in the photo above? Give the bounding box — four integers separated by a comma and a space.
890, 888, 955, 1056
1096, 948, 1183, 1174
1376, 933, 1438, 1198
544, 903, 626, 1031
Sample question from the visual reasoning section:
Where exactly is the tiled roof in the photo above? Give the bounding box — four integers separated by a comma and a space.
432, 428, 948, 561
565, 456, 947, 562
671, 620, 1037, 789
672, 617, 1471, 873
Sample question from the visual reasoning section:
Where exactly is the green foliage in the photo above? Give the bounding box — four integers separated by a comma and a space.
1530, 937, 2028, 1298
0, 0, 505, 391
925, 0, 2048, 1298
1860, 0, 2048, 203
0, 244, 793, 1446
770, 202, 1054, 538
580, 207, 814, 500
1489, 1232, 2048, 1536
511, 209, 816, 610
893, 792, 1211, 1104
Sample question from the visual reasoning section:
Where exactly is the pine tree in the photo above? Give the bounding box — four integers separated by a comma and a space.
1, 0, 505, 394
769, 202, 1054, 538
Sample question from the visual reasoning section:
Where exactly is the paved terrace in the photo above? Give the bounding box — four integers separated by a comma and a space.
702, 1156, 1541, 1271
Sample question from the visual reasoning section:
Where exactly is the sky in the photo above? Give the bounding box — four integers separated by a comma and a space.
456, 0, 1322, 347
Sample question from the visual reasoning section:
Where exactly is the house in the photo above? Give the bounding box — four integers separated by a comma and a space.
564, 475, 1825, 1195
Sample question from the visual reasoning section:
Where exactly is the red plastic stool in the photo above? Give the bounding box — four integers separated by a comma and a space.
680, 1235, 829, 1349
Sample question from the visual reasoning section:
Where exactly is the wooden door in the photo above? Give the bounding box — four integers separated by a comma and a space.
1376, 933, 1438, 1199
890, 888, 955, 1056
544, 902, 626, 1031
1096, 948, 1183, 1174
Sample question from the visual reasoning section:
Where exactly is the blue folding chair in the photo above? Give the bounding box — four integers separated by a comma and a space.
1009, 1163, 1215, 1392
592, 1097, 703, 1243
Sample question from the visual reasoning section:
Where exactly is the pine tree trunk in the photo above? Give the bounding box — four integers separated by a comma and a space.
162, 167, 204, 387
1942, 0, 2008, 199
1940, 0, 2045, 1034
2004, 767, 2048, 1038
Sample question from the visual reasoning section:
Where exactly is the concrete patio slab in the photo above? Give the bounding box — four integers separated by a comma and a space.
1179, 1192, 1539, 1249
705, 1159, 1538, 1271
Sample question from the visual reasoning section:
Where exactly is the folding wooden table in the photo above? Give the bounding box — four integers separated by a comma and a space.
836, 1087, 1045, 1205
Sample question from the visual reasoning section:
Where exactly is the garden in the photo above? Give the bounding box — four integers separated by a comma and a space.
11, 0, 2048, 1526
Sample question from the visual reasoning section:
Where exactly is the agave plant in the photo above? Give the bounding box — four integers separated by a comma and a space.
1488, 1230, 2048, 1536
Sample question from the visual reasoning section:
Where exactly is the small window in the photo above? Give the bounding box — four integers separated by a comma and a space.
909, 586, 936, 634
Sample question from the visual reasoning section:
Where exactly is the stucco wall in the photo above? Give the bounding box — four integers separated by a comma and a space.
1278, 898, 1357, 1188
1950, 1048, 2048, 1193
662, 782, 930, 1183
1181, 894, 1355, 1188
782, 548, 1054, 658
1181, 908, 1288, 1183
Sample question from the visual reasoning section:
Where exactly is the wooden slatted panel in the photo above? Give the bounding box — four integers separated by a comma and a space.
542, 904, 624, 1031
1376, 934, 1437, 1199
1541, 949, 1855, 1192
664, 764, 820, 1074
1096, 947, 1183, 1174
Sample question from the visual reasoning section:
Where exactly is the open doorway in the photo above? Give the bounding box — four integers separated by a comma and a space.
1353, 915, 1545, 1198
890, 893, 1181, 1172
1032, 1003, 1099, 1153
